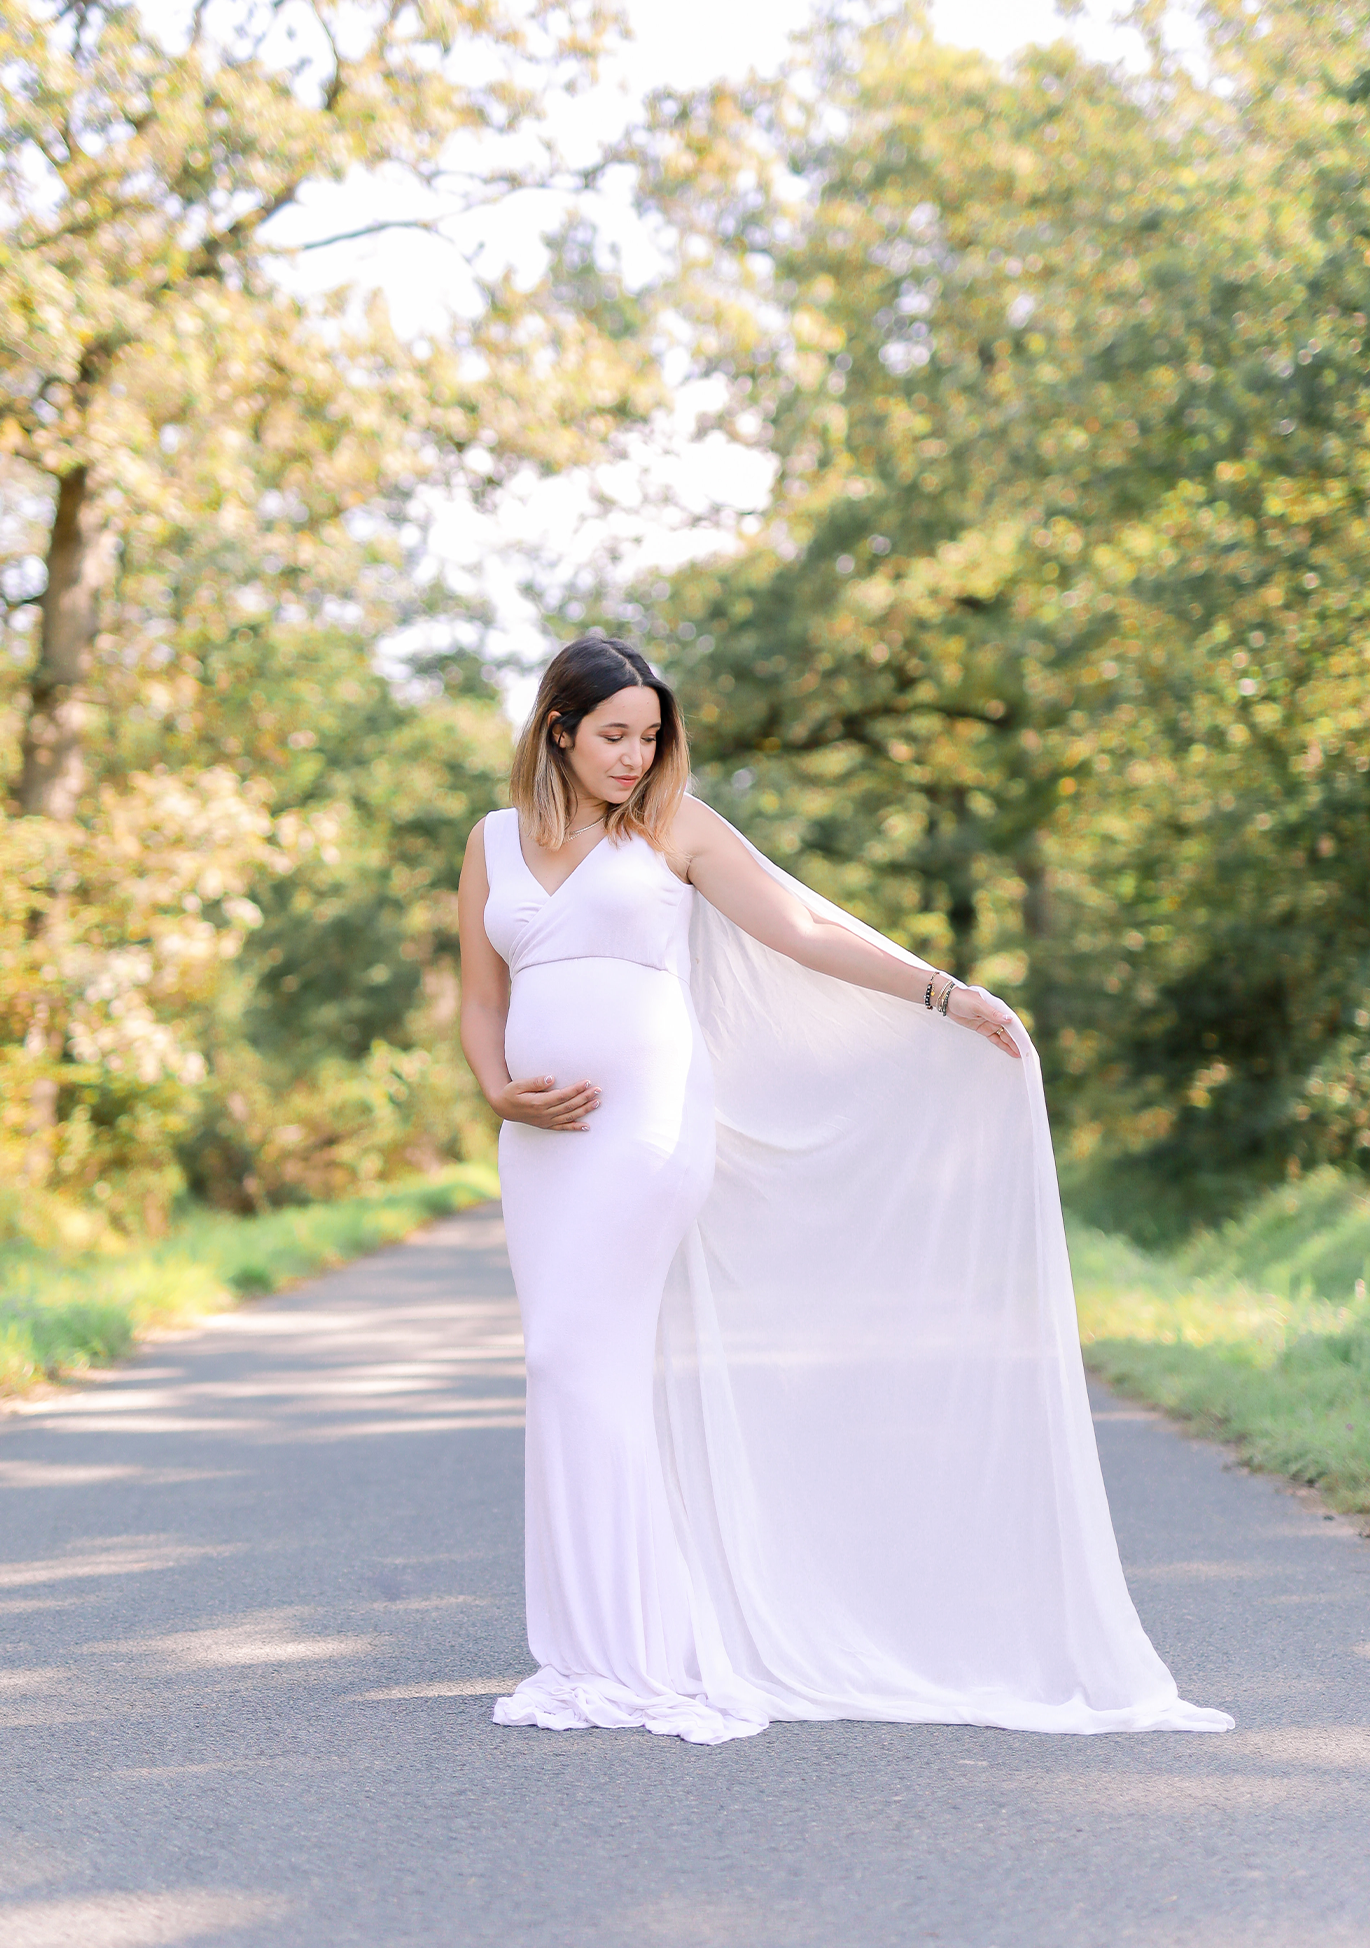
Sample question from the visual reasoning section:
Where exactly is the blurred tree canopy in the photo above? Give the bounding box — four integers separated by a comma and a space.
6, 0, 1370, 1243
0, 0, 650, 1229
629, 0, 1370, 1195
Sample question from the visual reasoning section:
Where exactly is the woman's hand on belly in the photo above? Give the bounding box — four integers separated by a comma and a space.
496, 1074, 602, 1133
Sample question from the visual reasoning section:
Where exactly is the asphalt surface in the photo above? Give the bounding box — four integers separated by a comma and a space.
2, 1204, 1368, 1948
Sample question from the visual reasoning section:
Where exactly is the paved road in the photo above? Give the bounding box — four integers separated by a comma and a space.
2, 1207, 1368, 1948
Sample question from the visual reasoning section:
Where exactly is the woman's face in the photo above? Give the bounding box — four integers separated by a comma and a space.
555, 685, 662, 810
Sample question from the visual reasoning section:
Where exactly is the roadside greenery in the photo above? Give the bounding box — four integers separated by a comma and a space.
633, 1, 1370, 1196
1, 1, 647, 1237
2, 0, 1369, 1507
0, 1162, 498, 1393
11, 1142, 1364, 1532
1071, 1167, 1370, 1514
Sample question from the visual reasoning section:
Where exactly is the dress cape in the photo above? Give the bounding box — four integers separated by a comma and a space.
652, 825, 1232, 1734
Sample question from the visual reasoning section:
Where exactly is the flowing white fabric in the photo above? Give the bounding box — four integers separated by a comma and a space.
481, 805, 1233, 1744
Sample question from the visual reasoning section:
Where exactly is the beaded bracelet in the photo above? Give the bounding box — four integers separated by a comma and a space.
937, 977, 958, 1017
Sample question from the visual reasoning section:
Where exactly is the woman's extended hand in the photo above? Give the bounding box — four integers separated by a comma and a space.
494, 1075, 602, 1132
946, 986, 1022, 1060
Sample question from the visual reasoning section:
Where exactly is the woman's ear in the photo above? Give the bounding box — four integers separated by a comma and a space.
548, 712, 567, 750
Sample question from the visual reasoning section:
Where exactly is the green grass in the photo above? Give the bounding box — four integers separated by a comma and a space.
8, 1145, 1369, 1518
1069, 1166, 1370, 1514
0, 1163, 500, 1395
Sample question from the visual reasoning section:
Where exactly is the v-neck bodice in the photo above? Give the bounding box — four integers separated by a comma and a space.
482, 806, 695, 981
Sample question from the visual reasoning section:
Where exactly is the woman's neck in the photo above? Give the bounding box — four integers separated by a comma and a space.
565, 793, 609, 839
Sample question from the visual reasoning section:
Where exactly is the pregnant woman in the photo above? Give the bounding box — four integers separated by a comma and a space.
457, 634, 1232, 1744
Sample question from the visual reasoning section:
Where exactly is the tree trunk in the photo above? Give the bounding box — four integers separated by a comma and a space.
16, 467, 109, 1179
21, 1007, 61, 1186
942, 787, 977, 982
1019, 835, 1056, 1043
946, 875, 977, 983
422, 957, 461, 1032
1020, 842, 1051, 946
18, 466, 106, 819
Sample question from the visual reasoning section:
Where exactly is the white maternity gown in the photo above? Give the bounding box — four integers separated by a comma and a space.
481, 805, 1232, 1744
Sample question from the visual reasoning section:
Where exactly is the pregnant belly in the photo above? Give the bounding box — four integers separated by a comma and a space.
504, 957, 712, 1164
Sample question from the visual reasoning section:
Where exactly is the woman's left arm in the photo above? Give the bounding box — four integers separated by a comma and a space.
674, 798, 1021, 1060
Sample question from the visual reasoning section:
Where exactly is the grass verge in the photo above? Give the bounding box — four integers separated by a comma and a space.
8, 1148, 1367, 1518
1070, 1166, 1370, 1515
0, 1163, 500, 1396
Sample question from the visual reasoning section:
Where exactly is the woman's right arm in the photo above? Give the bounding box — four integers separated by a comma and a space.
457, 821, 602, 1133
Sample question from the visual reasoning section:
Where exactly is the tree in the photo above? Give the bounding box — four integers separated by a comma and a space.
0, 0, 663, 1217
0, 0, 638, 819
633, 1, 1370, 1185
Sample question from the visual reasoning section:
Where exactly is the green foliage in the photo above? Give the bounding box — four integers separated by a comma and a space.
179, 1040, 494, 1212
239, 681, 510, 1067
10, 0, 1370, 1260
1070, 1165, 1370, 1511
0, 2, 655, 1237
0, 1163, 499, 1393
1083, 1329, 1370, 1518
0, 767, 293, 1215
633, 1, 1370, 1179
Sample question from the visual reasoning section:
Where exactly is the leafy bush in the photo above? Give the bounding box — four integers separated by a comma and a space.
1070, 1167, 1370, 1513
179, 1041, 496, 1212
0, 1165, 500, 1394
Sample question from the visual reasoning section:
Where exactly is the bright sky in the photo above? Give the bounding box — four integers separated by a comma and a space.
278, 1, 1147, 330
262, 1, 1156, 689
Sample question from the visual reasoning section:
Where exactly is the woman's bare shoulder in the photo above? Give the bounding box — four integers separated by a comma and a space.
668, 797, 755, 885
460, 816, 493, 885
671, 794, 732, 847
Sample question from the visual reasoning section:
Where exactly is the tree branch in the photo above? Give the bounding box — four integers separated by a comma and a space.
286, 217, 455, 254
187, 180, 306, 278
782, 697, 1017, 753
25, 195, 165, 251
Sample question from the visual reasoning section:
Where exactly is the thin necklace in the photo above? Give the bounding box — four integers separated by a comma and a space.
568, 814, 605, 839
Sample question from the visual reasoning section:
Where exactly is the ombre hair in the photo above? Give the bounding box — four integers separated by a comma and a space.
509, 635, 689, 851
